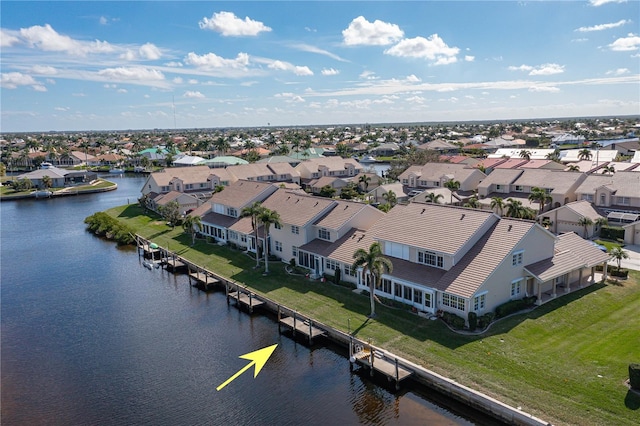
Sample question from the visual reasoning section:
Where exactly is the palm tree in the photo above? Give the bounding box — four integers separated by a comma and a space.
358, 174, 371, 192
578, 217, 593, 238
241, 201, 265, 268
464, 196, 480, 209
382, 190, 397, 207
182, 215, 202, 246
567, 164, 580, 172
444, 179, 460, 204
505, 198, 526, 218
528, 187, 552, 215
257, 208, 281, 274
41, 175, 52, 190
425, 192, 444, 204
213, 137, 230, 156
519, 150, 532, 161
490, 196, 505, 216
578, 148, 592, 161
352, 242, 393, 318
608, 246, 629, 272
601, 164, 615, 175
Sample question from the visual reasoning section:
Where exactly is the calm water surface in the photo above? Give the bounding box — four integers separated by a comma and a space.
1, 175, 497, 425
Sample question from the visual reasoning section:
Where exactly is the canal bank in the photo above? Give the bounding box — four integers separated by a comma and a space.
136, 235, 548, 426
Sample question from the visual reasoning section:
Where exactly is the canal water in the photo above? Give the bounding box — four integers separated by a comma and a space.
1, 175, 498, 425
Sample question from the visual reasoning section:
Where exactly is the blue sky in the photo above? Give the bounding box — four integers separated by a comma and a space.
1, 1, 639, 132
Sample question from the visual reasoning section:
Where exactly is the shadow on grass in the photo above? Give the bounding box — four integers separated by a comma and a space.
625, 389, 640, 410
117, 204, 145, 218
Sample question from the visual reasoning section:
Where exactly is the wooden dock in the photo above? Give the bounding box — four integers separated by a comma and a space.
227, 290, 264, 313
188, 270, 220, 291
350, 339, 412, 390
165, 258, 186, 272
277, 307, 326, 345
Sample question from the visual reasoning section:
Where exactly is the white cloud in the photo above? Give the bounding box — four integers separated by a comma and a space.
274, 92, 305, 103
184, 91, 205, 98
18, 24, 114, 56
32, 84, 47, 92
589, 0, 626, 6
31, 65, 57, 75
184, 52, 249, 69
264, 59, 313, 75
606, 68, 630, 75
1, 72, 40, 90
342, 16, 404, 46
608, 33, 640, 51
198, 11, 271, 36
359, 70, 378, 80
575, 19, 630, 32
173, 77, 183, 84
139, 43, 162, 60
529, 86, 560, 93
465, 55, 475, 62
294, 66, 313, 76
508, 63, 564, 75
54, 106, 70, 111
384, 34, 460, 65
406, 74, 421, 83
290, 43, 348, 62
165, 61, 183, 67
99, 16, 108, 25
321, 68, 340, 76
406, 95, 425, 104
188, 79, 198, 84
530, 63, 565, 75
97, 67, 165, 81
117, 88, 128, 93
0, 29, 20, 47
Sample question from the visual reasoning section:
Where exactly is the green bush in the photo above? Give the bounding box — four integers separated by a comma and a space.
599, 226, 624, 241
630, 364, 640, 390
477, 312, 495, 330
84, 212, 135, 245
442, 311, 466, 329
610, 269, 628, 278
468, 312, 478, 331
334, 268, 342, 284
495, 296, 537, 318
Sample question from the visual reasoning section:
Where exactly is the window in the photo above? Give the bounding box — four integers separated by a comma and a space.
424, 293, 432, 308
413, 290, 423, 304
292, 246, 298, 258
515, 185, 524, 192
291, 225, 299, 235
403, 286, 412, 301
274, 222, 282, 230
394, 284, 403, 298
275, 241, 282, 252
344, 264, 356, 277
241, 234, 247, 243
617, 196, 630, 206
442, 293, 465, 311
228, 231, 238, 240
474, 293, 486, 311
418, 251, 444, 268
318, 228, 330, 240
226, 207, 238, 217
581, 194, 594, 202
200, 183, 207, 188
185, 184, 193, 190
380, 278, 392, 294
496, 184, 502, 191
511, 279, 523, 297
512, 250, 523, 266
325, 259, 338, 271
161, 186, 170, 192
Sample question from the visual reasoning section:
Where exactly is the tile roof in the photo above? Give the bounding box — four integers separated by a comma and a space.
435, 219, 536, 298
259, 189, 335, 227
314, 200, 371, 230
398, 162, 478, 182
208, 180, 276, 209
148, 165, 215, 186
201, 211, 239, 229
563, 200, 604, 220
513, 169, 584, 194
477, 168, 523, 188
493, 158, 528, 169
574, 171, 640, 198
371, 203, 496, 255
524, 232, 610, 282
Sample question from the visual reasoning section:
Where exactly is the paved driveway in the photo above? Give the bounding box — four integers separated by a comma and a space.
619, 244, 640, 271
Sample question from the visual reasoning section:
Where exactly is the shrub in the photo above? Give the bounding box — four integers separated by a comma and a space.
495, 296, 537, 318
599, 226, 624, 241
442, 311, 466, 329
84, 212, 135, 245
630, 364, 640, 390
468, 312, 478, 331
610, 269, 628, 279
334, 268, 342, 285
477, 312, 495, 330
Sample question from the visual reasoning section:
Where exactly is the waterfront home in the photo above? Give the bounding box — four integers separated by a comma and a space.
367, 183, 408, 204
295, 157, 362, 184
141, 165, 231, 198
574, 170, 640, 213
150, 191, 203, 215
298, 203, 609, 321
17, 164, 97, 188
541, 200, 607, 238
397, 163, 485, 191
477, 169, 587, 211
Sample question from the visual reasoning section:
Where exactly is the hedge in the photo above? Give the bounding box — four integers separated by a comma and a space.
477, 312, 495, 330
495, 296, 537, 318
84, 212, 135, 245
630, 364, 640, 390
599, 226, 624, 241
442, 311, 466, 329
468, 312, 478, 331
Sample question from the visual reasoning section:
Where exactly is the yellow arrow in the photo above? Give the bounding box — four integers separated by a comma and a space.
216, 344, 278, 391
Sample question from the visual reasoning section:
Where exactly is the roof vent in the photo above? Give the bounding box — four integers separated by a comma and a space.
508, 224, 513, 232
315, 202, 318, 207
461, 214, 465, 220
344, 205, 349, 210
296, 199, 300, 203
421, 208, 426, 214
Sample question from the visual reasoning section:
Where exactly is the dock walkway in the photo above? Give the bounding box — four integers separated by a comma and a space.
277, 307, 326, 345
350, 339, 412, 390
227, 289, 264, 313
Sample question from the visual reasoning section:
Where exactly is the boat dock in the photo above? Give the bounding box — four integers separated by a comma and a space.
277, 307, 326, 345
225, 283, 264, 313
138, 242, 161, 260
349, 338, 412, 390
165, 258, 186, 272
188, 269, 220, 291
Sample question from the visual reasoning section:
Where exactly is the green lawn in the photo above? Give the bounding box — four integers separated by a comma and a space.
107, 204, 640, 426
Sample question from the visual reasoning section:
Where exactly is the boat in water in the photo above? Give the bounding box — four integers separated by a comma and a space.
109, 168, 125, 174
359, 155, 377, 163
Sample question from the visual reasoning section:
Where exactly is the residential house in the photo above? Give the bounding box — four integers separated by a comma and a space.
141, 166, 232, 198
150, 191, 203, 215
370, 142, 400, 157
541, 200, 606, 238
368, 183, 408, 204
439, 155, 480, 166
559, 149, 618, 164
397, 163, 486, 191
419, 139, 459, 152
17, 164, 96, 188
518, 159, 566, 170
307, 176, 350, 196
295, 157, 362, 184
574, 171, 640, 215
488, 149, 556, 160
301, 203, 608, 321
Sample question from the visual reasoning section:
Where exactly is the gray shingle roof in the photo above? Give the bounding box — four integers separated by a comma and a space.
260, 189, 335, 227
208, 180, 275, 209
574, 171, 640, 198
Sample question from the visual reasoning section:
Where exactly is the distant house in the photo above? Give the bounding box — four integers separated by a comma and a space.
150, 191, 203, 215
551, 133, 585, 145
541, 200, 607, 238
17, 164, 97, 188
574, 171, 640, 213
397, 163, 486, 192
295, 157, 362, 184
370, 142, 400, 157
